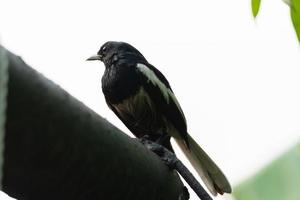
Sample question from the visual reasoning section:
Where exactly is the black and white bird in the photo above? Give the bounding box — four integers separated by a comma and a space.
87, 41, 231, 196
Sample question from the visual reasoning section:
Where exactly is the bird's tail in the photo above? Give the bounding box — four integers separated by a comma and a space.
175, 134, 232, 196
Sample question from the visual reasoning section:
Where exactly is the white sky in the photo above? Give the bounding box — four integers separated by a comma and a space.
1, 0, 300, 199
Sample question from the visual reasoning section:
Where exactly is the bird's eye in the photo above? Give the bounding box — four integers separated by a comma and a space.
102, 46, 107, 52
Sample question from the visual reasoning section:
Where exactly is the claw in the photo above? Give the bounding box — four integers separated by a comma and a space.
137, 138, 178, 169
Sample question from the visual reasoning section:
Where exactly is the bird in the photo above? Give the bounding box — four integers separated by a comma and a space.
87, 41, 231, 196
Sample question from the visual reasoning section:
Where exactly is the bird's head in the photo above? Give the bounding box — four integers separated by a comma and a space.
87, 41, 147, 67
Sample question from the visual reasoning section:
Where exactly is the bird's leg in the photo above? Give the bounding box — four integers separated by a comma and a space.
155, 134, 170, 146
138, 137, 178, 169
155, 134, 174, 153
137, 136, 213, 200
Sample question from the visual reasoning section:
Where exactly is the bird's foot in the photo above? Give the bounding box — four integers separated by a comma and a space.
137, 136, 212, 200
138, 137, 178, 169
137, 134, 151, 144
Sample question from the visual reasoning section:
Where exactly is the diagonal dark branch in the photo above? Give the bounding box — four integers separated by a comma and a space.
1, 45, 189, 200
140, 139, 212, 200
174, 160, 212, 200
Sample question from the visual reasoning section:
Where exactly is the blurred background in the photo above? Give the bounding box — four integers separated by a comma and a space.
1, 0, 300, 199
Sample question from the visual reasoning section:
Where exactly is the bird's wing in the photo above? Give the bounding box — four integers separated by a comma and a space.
136, 63, 188, 142
105, 89, 161, 138
105, 98, 145, 135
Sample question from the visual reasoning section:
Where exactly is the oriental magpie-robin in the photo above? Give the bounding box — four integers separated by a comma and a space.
87, 41, 231, 196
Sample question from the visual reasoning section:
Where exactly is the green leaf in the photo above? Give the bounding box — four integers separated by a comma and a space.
290, 0, 300, 42
234, 143, 300, 200
251, 0, 261, 18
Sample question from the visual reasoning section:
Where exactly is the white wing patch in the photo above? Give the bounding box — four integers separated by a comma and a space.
136, 63, 185, 119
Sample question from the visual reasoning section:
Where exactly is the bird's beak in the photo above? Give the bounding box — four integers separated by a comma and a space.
86, 55, 103, 61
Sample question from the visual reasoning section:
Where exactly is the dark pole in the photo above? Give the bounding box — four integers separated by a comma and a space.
2, 46, 189, 200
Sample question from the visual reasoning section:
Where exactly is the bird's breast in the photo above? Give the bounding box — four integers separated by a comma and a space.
101, 66, 140, 104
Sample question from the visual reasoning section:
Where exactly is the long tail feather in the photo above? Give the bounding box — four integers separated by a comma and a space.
175, 134, 231, 196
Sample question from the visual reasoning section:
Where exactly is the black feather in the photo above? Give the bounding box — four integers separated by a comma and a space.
87, 41, 232, 195
99, 42, 188, 148
136, 63, 189, 144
